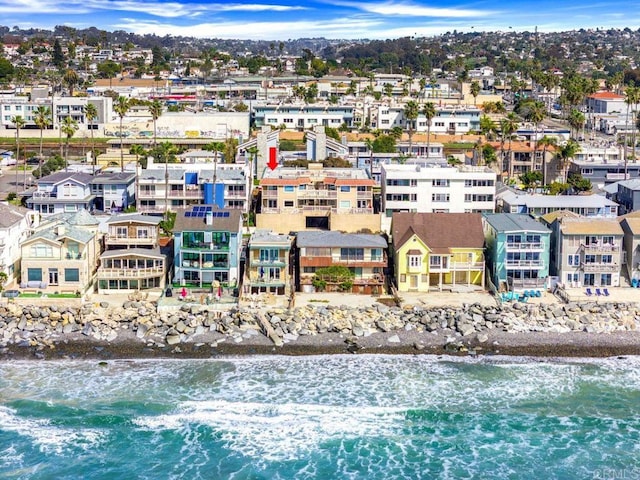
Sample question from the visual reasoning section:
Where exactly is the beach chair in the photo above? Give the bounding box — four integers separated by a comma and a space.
535, 290, 542, 297
595, 288, 603, 296
603, 288, 610, 297
585, 288, 594, 296
632, 279, 639, 288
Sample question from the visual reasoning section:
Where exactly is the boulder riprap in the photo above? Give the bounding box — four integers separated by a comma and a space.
0, 300, 639, 351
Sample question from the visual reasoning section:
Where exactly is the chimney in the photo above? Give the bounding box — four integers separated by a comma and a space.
205, 211, 213, 226
56, 224, 65, 236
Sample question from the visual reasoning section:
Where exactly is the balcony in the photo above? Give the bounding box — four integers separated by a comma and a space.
298, 190, 338, 199
506, 242, 543, 250
181, 260, 228, 269
250, 258, 287, 267
582, 243, 619, 252
106, 235, 157, 246
606, 173, 630, 181
137, 191, 157, 199
581, 262, 619, 272
32, 191, 57, 199
182, 242, 230, 251
505, 259, 544, 268
98, 267, 165, 278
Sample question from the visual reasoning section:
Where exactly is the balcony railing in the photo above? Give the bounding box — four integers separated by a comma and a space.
582, 243, 619, 252
581, 262, 619, 272
106, 235, 157, 244
250, 258, 287, 267
137, 205, 165, 213
98, 267, 165, 278
298, 190, 338, 199
506, 242, 543, 250
505, 259, 544, 267
32, 191, 56, 198
181, 260, 228, 269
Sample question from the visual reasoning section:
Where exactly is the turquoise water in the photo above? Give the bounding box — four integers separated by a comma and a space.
1, 355, 639, 479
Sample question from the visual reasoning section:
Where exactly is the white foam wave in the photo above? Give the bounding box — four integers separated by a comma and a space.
0, 405, 105, 454
134, 400, 405, 461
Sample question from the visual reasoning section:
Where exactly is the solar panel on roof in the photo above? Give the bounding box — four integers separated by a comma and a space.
223, 212, 230, 217
185, 212, 192, 217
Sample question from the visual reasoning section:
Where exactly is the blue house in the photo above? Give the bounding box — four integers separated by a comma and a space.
27, 172, 96, 216
172, 206, 243, 288
482, 213, 552, 293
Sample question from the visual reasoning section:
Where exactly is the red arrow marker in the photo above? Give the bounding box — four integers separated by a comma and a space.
267, 147, 278, 170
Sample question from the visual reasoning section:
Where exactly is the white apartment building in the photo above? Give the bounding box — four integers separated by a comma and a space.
381, 163, 497, 218
369, 104, 481, 134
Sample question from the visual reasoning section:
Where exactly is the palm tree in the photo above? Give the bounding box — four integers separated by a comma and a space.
626, 84, 640, 162
245, 145, 259, 182
34, 105, 52, 173
500, 113, 519, 177
84, 103, 98, 173
114, 96, 131, 172
11, 115, 25, 194
148, 100, 163, 148
470, 80, 481, 105
158, 141, 177, 219
61, 116, 79, 171
537, 135, 558, 189
525, 100, 547, 171
479, 114, 497, 140
421, 102, 436, 158
568, 108, 586, 140
63, 69, 79, 96
558, 139, 580, 183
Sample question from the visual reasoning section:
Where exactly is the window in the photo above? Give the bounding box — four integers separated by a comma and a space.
137, 228, 149, 239
340, 186, 351, 192
568, 254, 580, 266
116, 227, 127, 238
65, 268, 80, 282
600, 274, 612, 286
283, 185, 294, 192
602, 255, 613, 264
259, 248, 280, 262
584, 255, 596, 264
340, 248, 364, 261
339, 200, 351, 208
27, 268, 42, 282
432, 179, 450, 187
284, 200, 294, 207
306, 247, 330, 256
370, 248, 382, 261
408, 255, 422, 268
29, 244, 54, 258
432, 193, 450, 202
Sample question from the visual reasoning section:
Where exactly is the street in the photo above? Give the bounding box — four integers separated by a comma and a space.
0, 166, 35, 200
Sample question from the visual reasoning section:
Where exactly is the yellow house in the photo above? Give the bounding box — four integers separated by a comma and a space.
392, 212, 485, 293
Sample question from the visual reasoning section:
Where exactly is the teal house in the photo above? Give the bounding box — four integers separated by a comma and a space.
172, 206, 243, 288
482, 213, 551, 293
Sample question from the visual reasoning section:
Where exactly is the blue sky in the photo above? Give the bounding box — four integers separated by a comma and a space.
1, 0, 637, 40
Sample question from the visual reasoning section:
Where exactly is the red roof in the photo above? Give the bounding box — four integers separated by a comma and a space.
589, 91, 624, 100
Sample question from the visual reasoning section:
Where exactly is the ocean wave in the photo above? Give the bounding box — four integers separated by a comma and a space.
0, 405, 105, 455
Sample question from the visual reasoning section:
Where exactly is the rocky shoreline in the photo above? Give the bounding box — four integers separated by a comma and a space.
1, 299, 640, 360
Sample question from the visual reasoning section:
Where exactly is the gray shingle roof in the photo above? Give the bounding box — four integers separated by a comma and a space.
106, 213, 161, 226
0, 203, 29, 228
483, 213, 551, 233
296, 231, 387, 248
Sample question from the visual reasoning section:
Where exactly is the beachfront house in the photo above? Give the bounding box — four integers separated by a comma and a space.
482, 213, 551, 293
257, 164, 379, 234
172, 206, 242, 288
90, 171, 136, 214
618, 214, 640, 284
0, 203, 35, 285
20, 220, 99, 294
391, 212, 485, 293
244, 229, 294, 296
497, 189, 619, 218
296, 230, 388, 294
550, 216, 623, 288
96, 214, 167, 294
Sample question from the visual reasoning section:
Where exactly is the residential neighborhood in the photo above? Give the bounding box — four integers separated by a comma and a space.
4, 27, 640, 308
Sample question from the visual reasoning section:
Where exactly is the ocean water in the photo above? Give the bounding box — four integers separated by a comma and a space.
0, 355, 639, 480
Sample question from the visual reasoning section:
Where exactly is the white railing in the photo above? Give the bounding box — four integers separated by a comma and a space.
505, 259, 544, 267
98, 267, 165, 278
506, 242, 543, 250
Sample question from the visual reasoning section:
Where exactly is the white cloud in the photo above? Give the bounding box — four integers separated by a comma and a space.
114, 17, 384, 40
325, 0, 495, 18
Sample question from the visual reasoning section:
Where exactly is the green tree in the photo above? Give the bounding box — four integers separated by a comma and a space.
60, 116, 78, 170
97, 60, 121, 88
403, 100, 419, 157
422, 102, 437, 158
470, 80, 481, 105
537, 135, 557, 187
149, 100, 163, 148
519, 170, 543, 190
114, 96, 131, 172
52, 39, 65, 67
11, 115, 25, 193
34, 105, 52, 172
371, 135, 396, 153
567, 172, 592, 192
557, 139, 580, 183
0, 58, 14, 80
63, 68, 79, 96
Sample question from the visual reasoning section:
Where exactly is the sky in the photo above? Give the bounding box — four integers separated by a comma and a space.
0, 0, 638, 41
